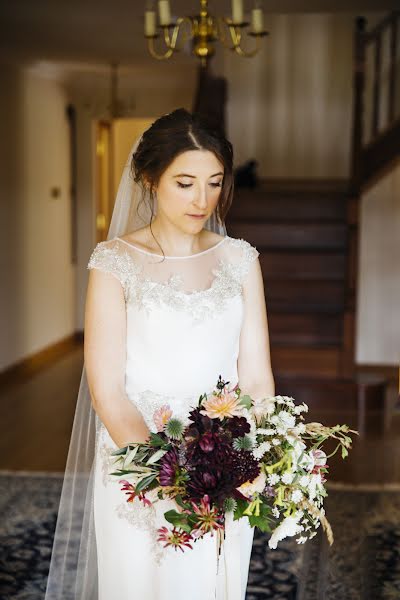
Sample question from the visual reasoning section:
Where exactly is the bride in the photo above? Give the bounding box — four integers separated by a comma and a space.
44, 108, 275, 599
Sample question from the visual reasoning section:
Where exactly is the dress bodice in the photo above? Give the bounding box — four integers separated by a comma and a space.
87, 235, 259, 433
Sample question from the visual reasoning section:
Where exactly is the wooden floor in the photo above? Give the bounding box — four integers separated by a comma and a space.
1, 343, 399, 486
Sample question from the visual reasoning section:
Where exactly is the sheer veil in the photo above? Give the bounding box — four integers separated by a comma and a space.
44, 128, 227, 599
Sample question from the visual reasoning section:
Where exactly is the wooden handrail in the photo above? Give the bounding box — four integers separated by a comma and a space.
351, 11, 400, 189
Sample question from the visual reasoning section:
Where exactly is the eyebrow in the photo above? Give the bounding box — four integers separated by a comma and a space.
173, 172, 224, 178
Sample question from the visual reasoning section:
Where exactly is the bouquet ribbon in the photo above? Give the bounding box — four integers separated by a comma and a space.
215, 511, 242, 600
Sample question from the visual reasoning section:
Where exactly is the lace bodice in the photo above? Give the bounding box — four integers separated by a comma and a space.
87, 234, 260, 428
87, 235, 259, 316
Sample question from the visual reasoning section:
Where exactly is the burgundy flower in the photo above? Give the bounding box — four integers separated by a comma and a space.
159, 447, 179, 486
199, 432, 215, 452
225, 416, 251, 438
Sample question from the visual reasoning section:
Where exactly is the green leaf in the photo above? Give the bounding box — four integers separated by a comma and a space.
135, 473, 157, 492
239, 395, 252, 409
110, 447, 129, 456
123, 445, 139, 468
341, 446, 348, 459
174, 495, 192, 510
146, 448, 168, 465
110, 469, 138, 476
233, 498, 249, 520
164, 509, 192, 533
248, 515, 273, 532
149, 433, 167, 447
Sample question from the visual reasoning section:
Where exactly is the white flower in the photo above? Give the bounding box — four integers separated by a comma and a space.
293, 402, 309, 415
298, 451, 315, 472
252, 441, 271, 459
278, 410, 296, 428
291, 489, 304, 503
272, 506, 280, 518
311, 449, 327, 467
276, 427, 287, 436
270, 415, 279, 424
281, 472, 294, 484
272, 438, 281, 446
251, 396, 276, 422
299, 475, 310, 487
296, 535, 308, 544
256, 428, 276, 436
267, 473, 280, 485
296, 423, 306, 434
309, 531, 318, 539
268, 515, 304, 549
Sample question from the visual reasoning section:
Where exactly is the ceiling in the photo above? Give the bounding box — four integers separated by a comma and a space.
0, 0, 396, 68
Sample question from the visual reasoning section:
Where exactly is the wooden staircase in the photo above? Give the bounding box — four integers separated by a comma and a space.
226, 180, 350, 380
225, 10, 400, 427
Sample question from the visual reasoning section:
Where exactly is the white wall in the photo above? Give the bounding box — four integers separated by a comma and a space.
0, 62, 74, 371
213, 12, 385, 178
356, 162, 400, 365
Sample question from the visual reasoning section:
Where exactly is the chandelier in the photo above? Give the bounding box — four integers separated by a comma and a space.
144, 0, 269, 66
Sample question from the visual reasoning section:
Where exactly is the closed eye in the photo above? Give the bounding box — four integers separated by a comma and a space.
177, 182, 222, 189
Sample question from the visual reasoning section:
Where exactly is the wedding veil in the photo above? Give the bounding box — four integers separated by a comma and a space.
44, 127, 227, 599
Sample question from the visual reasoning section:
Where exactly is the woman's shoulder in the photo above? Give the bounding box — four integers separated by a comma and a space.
224, 234, 259, 258
87, 237, 137, 285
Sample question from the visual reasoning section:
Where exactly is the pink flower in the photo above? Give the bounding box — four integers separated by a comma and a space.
157, 526, 193, 552
119, 480, 153, 506
153, 404, 173, 432
186, 494, 225, 537
310, 449, 328, 483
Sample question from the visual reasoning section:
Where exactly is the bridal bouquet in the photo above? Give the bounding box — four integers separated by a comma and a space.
110, 375, 357, 552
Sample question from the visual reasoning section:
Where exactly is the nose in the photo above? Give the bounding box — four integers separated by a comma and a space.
193, 184, 209, 211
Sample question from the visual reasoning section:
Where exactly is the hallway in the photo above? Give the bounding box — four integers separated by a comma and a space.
1, 345, 398, 486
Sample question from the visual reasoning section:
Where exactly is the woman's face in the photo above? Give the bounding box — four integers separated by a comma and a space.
152, 149, 224, 232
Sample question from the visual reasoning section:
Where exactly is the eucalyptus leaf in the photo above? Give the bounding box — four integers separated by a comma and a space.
110, 447, 129, 456
123, 445, 139, 469
135, 473, 157, 492
146, 448, 168, 465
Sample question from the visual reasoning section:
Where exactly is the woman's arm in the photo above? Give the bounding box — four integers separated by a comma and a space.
237, 257, 275, 399
84, 268, 151, 448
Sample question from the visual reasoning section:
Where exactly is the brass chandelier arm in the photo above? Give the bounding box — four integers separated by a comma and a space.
231, 30, 265, 58
163, 16, 193, 49
144, 2, 269, 63
147, 16, 193, 60
215, 16, 266, 56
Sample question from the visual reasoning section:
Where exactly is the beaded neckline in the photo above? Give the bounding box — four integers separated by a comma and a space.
115, 235, 227, 259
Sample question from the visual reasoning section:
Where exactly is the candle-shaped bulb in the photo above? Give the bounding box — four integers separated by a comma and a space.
231, 0, 244, 24
251, 8, 264, 33
145, 10, 157, 36
158, 0, 171, 26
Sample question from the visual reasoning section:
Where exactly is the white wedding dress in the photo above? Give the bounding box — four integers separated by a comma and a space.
87, 233, 260, 600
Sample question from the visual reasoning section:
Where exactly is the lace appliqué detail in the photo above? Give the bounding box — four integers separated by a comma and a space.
96, 424, 119, 487
128, 388, 197, 433
87, 241, 141, 300
87, 237, 259, 319
115, 501, 165, 565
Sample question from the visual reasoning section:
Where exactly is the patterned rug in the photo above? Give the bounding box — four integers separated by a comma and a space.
1, 472, 400, 600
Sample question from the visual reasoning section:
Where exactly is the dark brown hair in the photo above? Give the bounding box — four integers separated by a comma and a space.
130, 108, 233, 256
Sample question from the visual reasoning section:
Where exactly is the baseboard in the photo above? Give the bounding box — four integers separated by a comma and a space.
0, 332, 83, 388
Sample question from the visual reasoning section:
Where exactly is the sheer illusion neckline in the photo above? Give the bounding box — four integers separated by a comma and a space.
115, 235, 228, 259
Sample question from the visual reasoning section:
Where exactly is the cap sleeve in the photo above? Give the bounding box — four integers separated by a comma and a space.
87, 240, 135, 292
226, 237, 259, 282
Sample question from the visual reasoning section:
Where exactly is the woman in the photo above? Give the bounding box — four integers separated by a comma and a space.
45, 108, 274, 599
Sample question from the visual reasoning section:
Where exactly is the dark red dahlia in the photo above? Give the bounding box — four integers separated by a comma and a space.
159, 447, 180, 486
225, 416, 251, 438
